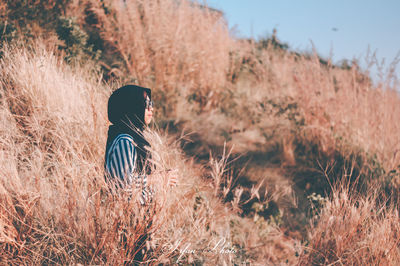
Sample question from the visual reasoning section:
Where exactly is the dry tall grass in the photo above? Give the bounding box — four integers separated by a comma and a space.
0, 43, 300, 264
300, 183, 400, 265
182, 41, 400, 171
74, 0, 233, 102
1, 0, 400, 264
3, 0, 400, 169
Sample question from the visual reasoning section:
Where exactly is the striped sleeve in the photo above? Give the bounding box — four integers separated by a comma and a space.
106, 136, 136, 185
105, 134, 153, 205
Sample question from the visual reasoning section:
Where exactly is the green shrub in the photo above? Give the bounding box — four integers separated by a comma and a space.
56, 16, 100, 63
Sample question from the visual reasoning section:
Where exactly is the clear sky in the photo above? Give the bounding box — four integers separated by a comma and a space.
206, 0, 400, 83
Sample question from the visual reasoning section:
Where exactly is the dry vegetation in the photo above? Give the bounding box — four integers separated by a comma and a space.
0, 0, 400, 264
0, 43, 298, 264
299, 181, 400, 265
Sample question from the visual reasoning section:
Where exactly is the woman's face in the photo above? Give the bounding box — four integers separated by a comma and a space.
144, 94, 153, 125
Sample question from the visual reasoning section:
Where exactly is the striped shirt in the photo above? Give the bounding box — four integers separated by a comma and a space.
105, 133, 152, 204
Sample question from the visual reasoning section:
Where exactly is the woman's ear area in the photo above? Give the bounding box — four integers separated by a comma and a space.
144, 88, 151, 100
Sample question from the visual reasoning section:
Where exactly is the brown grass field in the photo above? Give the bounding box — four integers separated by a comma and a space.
0, 0, 399, 264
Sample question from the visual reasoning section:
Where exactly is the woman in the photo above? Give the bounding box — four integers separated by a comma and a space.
105, 85, 177, 195
104, 84, 155, 204
105, 85, 179, 263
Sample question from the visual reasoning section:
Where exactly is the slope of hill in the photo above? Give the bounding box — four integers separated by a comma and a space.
1, 0, 399, 264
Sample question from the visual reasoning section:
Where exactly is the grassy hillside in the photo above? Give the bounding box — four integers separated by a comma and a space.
1, 0, 399, 264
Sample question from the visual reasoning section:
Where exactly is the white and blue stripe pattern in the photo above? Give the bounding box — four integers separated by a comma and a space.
105, 134, 152, 204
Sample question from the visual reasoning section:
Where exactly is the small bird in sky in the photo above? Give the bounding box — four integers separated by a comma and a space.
332, 27, 338, 32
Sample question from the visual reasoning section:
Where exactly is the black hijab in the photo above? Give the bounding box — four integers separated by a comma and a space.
105, 85, 152, 175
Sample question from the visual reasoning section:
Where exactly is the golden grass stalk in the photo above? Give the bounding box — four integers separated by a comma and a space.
300, 182, 400, 265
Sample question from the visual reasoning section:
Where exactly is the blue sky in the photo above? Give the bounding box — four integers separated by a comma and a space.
206, 0, 400, 83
